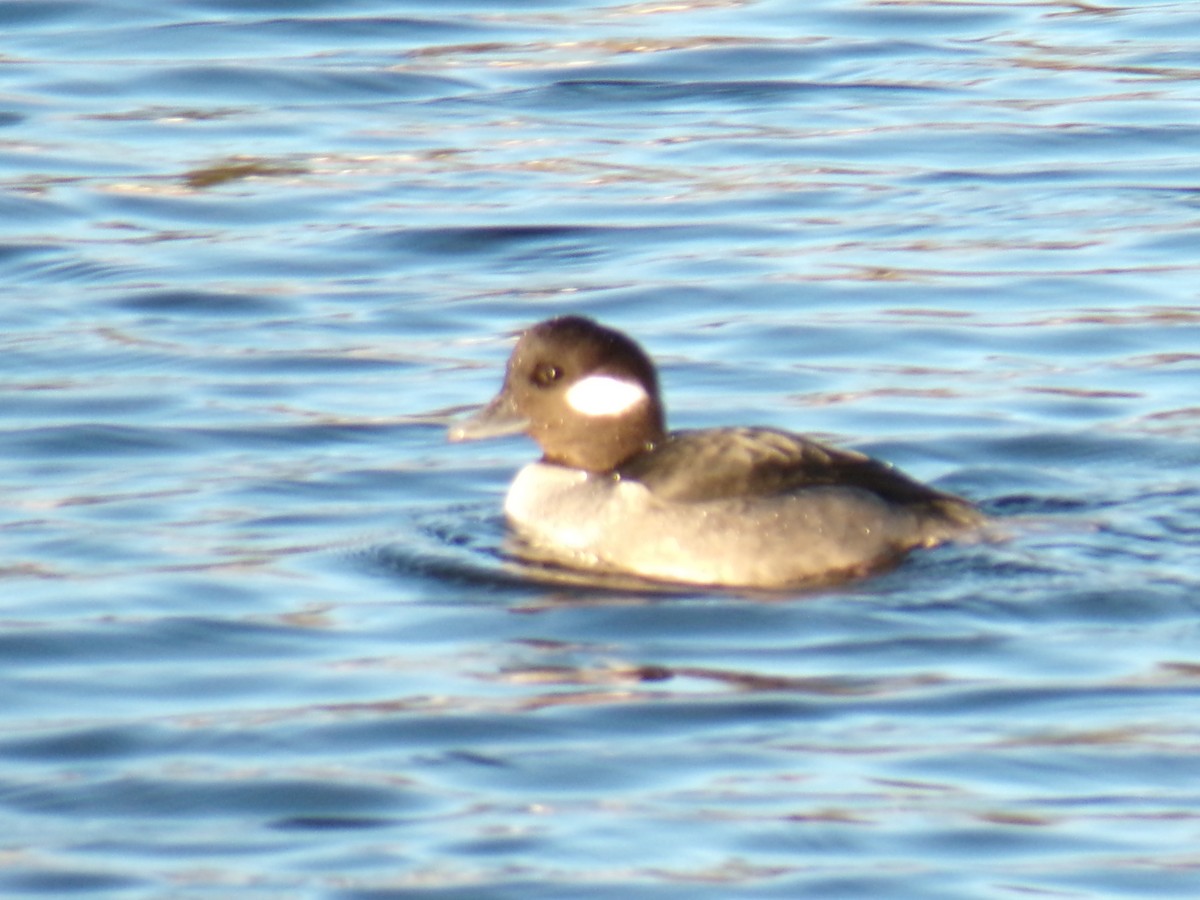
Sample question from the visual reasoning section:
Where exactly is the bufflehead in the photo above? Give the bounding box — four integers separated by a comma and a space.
449, 316, 981, 589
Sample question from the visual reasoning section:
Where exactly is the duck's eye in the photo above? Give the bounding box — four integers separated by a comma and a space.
531, 364, 562, 388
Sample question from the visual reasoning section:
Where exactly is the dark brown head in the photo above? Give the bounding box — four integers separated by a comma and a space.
448, 316, 667, 471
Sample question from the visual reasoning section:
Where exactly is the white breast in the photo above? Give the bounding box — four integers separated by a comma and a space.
504, 464, 648, 559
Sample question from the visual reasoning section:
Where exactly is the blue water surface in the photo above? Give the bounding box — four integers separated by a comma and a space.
3, 0, 1200, 896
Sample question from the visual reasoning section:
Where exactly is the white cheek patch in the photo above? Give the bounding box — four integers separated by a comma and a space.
564, 375, 648, 417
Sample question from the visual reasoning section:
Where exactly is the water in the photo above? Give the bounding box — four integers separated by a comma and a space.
3, 0, 1200, 896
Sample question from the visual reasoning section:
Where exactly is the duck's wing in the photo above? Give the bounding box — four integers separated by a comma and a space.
620, 427, 980, 522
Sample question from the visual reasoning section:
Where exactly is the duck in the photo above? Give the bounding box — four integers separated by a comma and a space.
449, 315, 981, 589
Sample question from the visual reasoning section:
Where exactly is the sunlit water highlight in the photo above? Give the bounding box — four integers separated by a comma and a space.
3, 0, 1200, 896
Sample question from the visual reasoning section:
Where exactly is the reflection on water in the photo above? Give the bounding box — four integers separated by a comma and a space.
2, 0, 1200, 896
